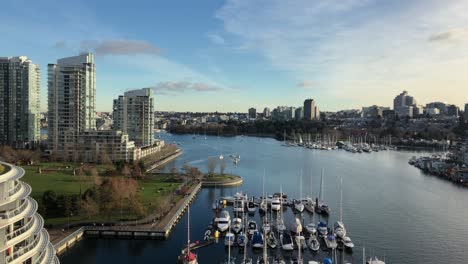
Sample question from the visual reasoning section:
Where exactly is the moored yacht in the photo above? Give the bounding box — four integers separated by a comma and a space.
308, 235, 320, 252
217, 210, 231, 232
232, 217, 243, 234
317, 221, 328, 237
248, 220, 258, 236
280, 232, 294, 251
252, 231, 264, 249
225, 232, 236, 247
324, 234, 337, 250
342, 236, 355, 250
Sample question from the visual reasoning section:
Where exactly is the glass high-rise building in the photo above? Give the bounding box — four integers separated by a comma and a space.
0, 56, 40, 148
113, 88, 154, 147
47, 53, 96, 156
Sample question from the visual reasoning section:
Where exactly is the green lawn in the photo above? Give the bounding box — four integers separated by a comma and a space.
205, 174, 240, 181
20, 163, 184, 226
22, 165, 94, 199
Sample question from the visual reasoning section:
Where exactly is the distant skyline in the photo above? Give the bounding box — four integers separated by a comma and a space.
1, 0, 468, 112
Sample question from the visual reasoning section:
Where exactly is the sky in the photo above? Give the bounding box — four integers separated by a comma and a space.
1, 0, 468, 112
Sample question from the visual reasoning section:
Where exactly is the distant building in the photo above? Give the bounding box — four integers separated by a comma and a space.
425, 107, 440, 116
295, 107, 304, 120
113, 88, 155, 146
263, 107, 271, 118
248, 107, 257, 119
48, 53, 96, 154
303, 99, 316, 120
465, 104, 468, 119
447, 104, 459, 117
0, 56, 41, 148
426, 102, 447, 115
394, 91, 417, 117
412, 105, 424, 117
395, 106, 413, 118
314, 106, 320, 120
382, 109, 396, 120
362, 105, 389, 119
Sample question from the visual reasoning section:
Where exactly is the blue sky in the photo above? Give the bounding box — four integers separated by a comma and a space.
2, 0, 468, 112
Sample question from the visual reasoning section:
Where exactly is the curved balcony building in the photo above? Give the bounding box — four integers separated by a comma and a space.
0, 162, 59, 264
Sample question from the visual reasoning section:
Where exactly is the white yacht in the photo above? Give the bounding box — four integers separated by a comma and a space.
291, 218, 303, 235
342, 236, 355, 249
305, 223, 317, 236
232, 217, 243, 234
324, 234, 337, 250
217, 210, 231, 232
293, 199, 305, 213
334, 221, 346, 239
271, 196, 281, 211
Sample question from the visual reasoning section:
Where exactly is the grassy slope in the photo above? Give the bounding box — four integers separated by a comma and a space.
21, 163, 182, 226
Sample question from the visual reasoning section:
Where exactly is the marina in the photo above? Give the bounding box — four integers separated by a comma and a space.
59, 133, 468, 264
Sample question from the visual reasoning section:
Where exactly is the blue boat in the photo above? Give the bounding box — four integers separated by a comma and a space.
251, 231, 264, 249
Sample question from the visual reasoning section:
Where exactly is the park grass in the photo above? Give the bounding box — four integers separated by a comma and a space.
205, 174, 240, 182
20, 163, 184, 226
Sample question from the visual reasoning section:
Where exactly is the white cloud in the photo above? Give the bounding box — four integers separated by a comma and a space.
215, 0, 468, 109
206, 33, 226, 45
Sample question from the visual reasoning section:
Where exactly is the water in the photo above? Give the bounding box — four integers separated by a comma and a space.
60, 133, 468, 263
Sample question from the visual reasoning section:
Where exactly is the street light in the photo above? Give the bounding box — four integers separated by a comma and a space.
68, 212, 73, 232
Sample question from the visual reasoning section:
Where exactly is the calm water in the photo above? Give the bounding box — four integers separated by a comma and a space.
60, 133, 468, 263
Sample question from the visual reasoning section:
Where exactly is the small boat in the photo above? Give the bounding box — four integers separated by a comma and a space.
342, 236, 355, 249
238, 232, 248, 247
217, 210, 231, 232
178, 206, 198, 264
293, 199, 305, 213
234, 199, 245, 214
271, 196, 281, 211
248, 220, 258, 236
267, 232, 277, 249
308, 235, 320, 251
334, 221, 346, 239
252, 231, 264, 249
225, 232, 236, 247
317, 221, 328, 237
203, 229, 211, 241
324, 234, 337, 250
259, 199, 268, 214
305, 223, 316, 236
280, 232, 294, 251
232, 218, 243, 234
302, 197, 315, 213
247, 200, 256, 214
366, 257, 386, 264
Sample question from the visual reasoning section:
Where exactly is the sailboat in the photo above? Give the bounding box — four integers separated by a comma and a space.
178, 206, 198, 264
239, 211, 252, 264
334, 177, 347, 239
257, 226, 269, 264
293, 172, 305, 213
316, 169, 330, 215
259, 170, 268, 214
275, 186, 286, 232
304, 172, 315, 213
224, 225, 236, 264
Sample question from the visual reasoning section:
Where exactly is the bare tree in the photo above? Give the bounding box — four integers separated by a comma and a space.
207, 157, 216, 177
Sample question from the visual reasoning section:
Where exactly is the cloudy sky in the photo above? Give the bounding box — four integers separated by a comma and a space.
1, 0, 468, 112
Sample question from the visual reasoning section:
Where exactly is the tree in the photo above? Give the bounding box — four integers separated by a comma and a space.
207, 157, 216, 177
42, 190, 58, 218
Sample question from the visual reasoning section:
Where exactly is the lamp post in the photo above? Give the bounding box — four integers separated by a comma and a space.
68, 212, 73, 232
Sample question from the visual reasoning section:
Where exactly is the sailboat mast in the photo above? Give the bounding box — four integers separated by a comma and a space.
340, 177, 343, 222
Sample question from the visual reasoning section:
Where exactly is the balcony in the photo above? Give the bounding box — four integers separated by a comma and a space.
35, 241, 56, 264
0, 214, 43, 252
0, 181, 32, 207
6, 229, 48, 264
0, 197, 37, 229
